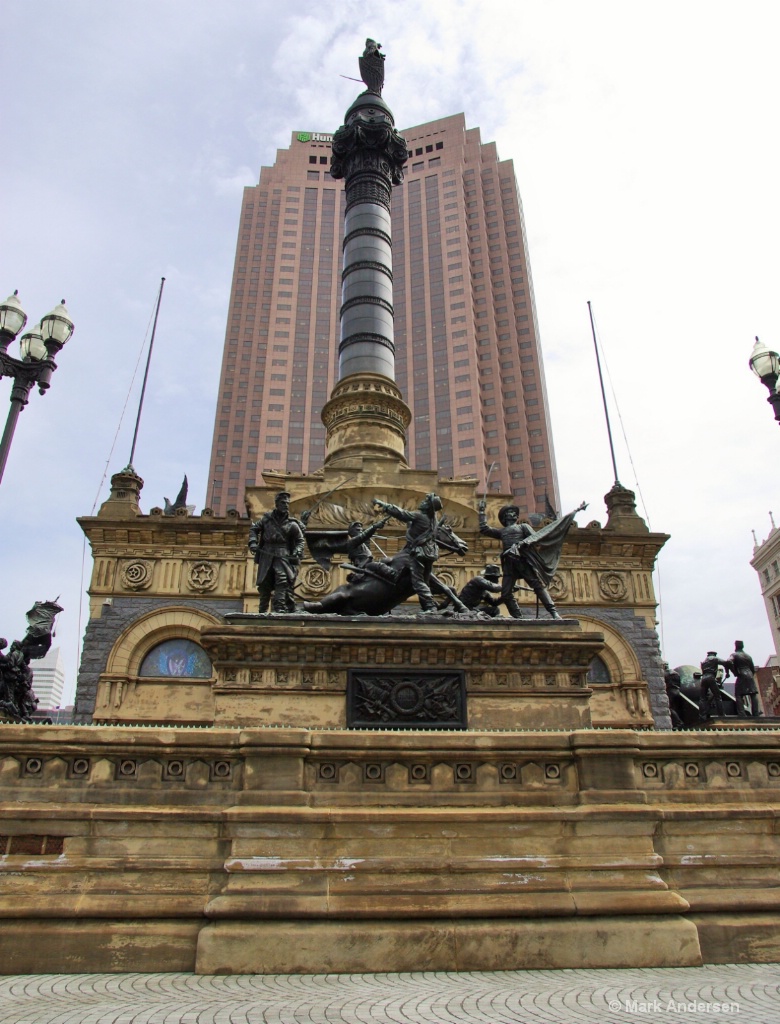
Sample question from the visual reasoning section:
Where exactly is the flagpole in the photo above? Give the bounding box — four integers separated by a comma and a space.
588, 300, 620, 486
128, 277, 165, 470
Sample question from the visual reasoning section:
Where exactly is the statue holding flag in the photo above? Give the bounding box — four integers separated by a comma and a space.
477, 500, 587, 619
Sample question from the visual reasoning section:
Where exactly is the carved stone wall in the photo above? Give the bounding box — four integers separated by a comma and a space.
75, 596, 242, 723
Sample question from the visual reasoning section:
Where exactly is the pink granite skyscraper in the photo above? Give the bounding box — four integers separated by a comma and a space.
208, 113, 558, 513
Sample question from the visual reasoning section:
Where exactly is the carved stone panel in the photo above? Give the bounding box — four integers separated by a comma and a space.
187, 561, 218, 592
347, 670, 466, 730
598, 571, 629, 602
120, 560, 153, 591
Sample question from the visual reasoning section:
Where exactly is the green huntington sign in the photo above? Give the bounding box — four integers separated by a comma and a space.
296, 131, 333, 144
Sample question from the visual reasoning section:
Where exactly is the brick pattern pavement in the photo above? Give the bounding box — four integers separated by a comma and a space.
0, 964, 777, 1024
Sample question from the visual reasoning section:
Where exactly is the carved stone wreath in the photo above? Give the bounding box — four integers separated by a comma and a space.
599, 571, 628, 602
187, 561, 218, 593
436, 570, 456, 590
300, 565, 331, 596
548, 573, 568, 600
120, 560, 153, 591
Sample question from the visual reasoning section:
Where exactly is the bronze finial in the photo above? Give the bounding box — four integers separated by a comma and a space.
359, 38, 385, 95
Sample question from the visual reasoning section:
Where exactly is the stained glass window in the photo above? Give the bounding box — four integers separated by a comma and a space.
138, 639, 212, 678
587, 656, 611, 685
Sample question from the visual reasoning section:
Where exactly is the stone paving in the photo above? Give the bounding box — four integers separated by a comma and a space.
0, 964, 778, 1024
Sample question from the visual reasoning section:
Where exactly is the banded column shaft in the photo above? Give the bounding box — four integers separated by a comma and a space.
322, 52, 411, 466
331, 93, 407, 381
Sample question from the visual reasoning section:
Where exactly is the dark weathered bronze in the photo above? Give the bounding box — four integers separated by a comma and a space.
164, 475, 190, 516
303, 510, 468, 616
439, 565, 503, 617
248, 491, 305, 613
477, 500, 586, 619
358, 38, 385, 96
305, 517, 389, 571
0, 600, 63, 722
374, 494, 443, 612
347, 669, 467, 729
697, 651, 731, 721
663, 666, 685, 729
728, 641, 761, 717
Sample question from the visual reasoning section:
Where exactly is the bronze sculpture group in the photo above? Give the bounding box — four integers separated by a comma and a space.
248, 490, 586, 619
665, 640, 762, 727
0, 600, 63, 722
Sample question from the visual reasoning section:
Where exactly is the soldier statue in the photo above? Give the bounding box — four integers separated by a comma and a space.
439, 564, 503, 617
477, 499, 586, 619
248, 491, 305, 613
698, 651, 730, 720
663, 665, 685, 729
728, 640, 761, 717
372, 493, 443, 612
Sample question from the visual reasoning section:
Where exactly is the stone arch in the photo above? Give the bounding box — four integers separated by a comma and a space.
571, 614, 643, 686
573, 614, 652, 727
105, 605, 221, 678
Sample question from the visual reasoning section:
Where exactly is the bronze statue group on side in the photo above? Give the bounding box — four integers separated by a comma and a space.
247, 489, 587, 620
664, 640, 762, 727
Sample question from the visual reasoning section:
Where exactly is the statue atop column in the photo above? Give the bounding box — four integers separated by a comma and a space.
359, 38, 385, 95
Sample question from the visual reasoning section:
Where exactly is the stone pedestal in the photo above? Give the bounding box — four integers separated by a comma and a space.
199, 614, 603, 731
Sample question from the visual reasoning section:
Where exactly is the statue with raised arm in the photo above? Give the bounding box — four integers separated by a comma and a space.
477, 500, 586, 619
372, 493, 443, 612
0, 599, 63, 721
248, 491, 305, 613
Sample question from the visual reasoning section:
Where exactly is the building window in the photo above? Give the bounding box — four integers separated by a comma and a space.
139, 639, 212, 678
587, 656, 611, 685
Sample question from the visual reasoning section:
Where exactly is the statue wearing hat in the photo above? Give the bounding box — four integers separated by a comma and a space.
438, 564, 503, 617
248, 491, 305, 613
477, 499, 586, 619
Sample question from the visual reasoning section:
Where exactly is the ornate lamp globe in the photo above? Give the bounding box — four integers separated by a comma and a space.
40, 299, 74, 355
0, 291, 28, 349
749, 336, 780, 383
19, 323, 46, 361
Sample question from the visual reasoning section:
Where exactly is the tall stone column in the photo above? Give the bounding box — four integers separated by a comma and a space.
321, 41, 412, 467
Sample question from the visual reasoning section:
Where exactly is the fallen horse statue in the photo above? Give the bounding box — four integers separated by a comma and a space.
303, 517, 468, 616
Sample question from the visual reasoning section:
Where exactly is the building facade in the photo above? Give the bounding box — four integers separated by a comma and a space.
31, 645, 65, 710
207, 114, 558, 513
751, 514, 780, 713
751, 514, 780, 660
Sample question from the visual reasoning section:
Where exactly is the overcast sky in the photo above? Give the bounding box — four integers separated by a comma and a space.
3, 0, 779, 704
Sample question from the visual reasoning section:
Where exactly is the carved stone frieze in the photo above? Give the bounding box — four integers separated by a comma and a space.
120, 560, 153, 591
187, 561, 218, 592
300, 565, 331, 596
347, 669, 466, 729
598, 571, 629, 602
548, 573, 569, 601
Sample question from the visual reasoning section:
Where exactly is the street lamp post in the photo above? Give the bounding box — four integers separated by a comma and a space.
0, 291, 74, 485
749, 336, 780, 426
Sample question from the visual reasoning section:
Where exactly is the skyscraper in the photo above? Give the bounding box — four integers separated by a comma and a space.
31, 646, 66, 710
208, 113, 558, 513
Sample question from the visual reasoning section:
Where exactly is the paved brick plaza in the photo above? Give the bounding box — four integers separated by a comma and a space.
0, 964, 777, 1024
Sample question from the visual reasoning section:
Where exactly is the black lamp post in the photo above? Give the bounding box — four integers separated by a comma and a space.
0, 291, 74, 485
749, 336, 780, 426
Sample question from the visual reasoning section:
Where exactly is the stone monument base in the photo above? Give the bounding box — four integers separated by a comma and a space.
1, 724, 780, 973
201, 614, 602, 731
